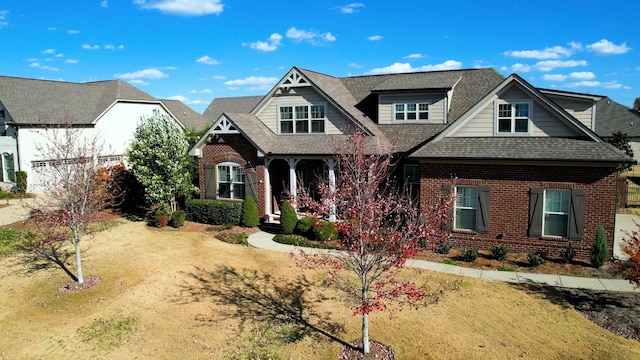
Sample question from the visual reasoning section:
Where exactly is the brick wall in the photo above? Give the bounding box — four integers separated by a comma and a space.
198, 134, 266, 215
420, 163, 618, 260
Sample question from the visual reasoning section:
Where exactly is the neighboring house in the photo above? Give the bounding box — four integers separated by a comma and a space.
592, 97, 640, 159
0, 75, 206, 192
190, 66, 633, 259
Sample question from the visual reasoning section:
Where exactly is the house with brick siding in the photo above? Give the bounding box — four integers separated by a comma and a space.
190, 66, 633, 259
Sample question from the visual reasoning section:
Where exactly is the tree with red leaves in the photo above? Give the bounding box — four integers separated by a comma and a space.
27, 123, 115, 286
618, 228, 640, 288
294, 132, 454, 354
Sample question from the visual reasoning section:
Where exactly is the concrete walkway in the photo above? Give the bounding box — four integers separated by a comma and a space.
0, 198, 36, 227
248, 231, 640, 293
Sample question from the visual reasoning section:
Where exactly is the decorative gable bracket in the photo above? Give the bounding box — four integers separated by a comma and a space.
279, 70, 309, 91
211, 116, 239, 134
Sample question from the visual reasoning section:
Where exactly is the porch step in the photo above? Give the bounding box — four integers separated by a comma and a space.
259, 221, 282, 234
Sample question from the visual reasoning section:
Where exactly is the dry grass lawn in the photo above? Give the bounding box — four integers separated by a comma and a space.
1, 220, 639, 359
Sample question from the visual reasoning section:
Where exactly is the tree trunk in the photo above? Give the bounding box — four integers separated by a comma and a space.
362, 271, 370, 354
74, 232, 84, 284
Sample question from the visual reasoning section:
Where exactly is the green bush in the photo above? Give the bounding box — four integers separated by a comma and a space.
272, 234, 334, 249
170, 210, 186, 228
459, 247, 479, 262
313, 220, 338, 242
279, 200, 297, 234
591, 225, 609, 268
296, 216, 318, 238
15, 171, 27, 194
527, 250, 547, 267
216, 231, 248, 245
560, 245, 577, 263
185, 199, 242, 225
240, 197, 260, 227
435, 243, 452, 254
489, 244, 508, 262
0, 228, 22, 256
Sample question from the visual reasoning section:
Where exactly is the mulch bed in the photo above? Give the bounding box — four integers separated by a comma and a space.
338, 340, 395, 360
58, 275, 101, 292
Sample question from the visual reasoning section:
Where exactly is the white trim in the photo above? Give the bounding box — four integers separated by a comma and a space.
454, 185, 477, 231
542, 189, 570, 237
277, 103, 327, 135
493, 99, 533, 136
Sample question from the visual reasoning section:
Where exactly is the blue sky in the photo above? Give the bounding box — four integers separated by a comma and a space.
1, 0, 638, 113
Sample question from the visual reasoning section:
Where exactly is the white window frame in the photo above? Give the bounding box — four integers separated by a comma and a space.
217, 162, 245, 200
494, 99, 533, 136
393, 102, 430, 122
542, 189, 570, 237
454, 185, 478, 231
278, 103, 326, 134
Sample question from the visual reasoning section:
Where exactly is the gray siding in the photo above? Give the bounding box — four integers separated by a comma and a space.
254, 87, 349, 134
546, 95, 594, 129
378, 93, 446, 125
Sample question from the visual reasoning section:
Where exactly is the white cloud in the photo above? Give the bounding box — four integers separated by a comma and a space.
368, 35, 382, 41
0, 10, 8, 27
286, 27, 336, 45
201, 88, 213, 94
366, 60, 462, 75
565, 80, 600, 88
196, 55, 220, 65
134, 0, 223, 16
42, 49, 56, 55
129, 79, 150, 86
243, 33, 282, 52
82, 44, 100, 50
65, 59, 79, 64
568, 71, 595, 80
534, 60, 587, 72
542, 74, 568, 81
101, 1, 108, 7
224, 76, 278, 91
503, 43, 581, 59
29, 62, 59, 71
68, 29, 80, 34
105, 44, 124, 50
115, 68, 168, 80
404, 53, 423, 59
168, 95, 189, 102
587, 39, 631, 55
55, 53, 64, 58
335, 3, 364, 13
348, 62, 362, 68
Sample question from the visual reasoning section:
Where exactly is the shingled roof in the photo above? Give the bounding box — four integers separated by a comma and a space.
0, 75, 158, 125
202, 96, 263, 122
594, 97, 640, 138
161, 99, 209, 130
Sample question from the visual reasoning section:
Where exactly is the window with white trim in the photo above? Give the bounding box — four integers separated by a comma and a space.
496, 100, 532, 134
279, 104, 326, 134
543, 189, 570, 237
394, 102, 429, 121
217, 162, 245, 200
454, 186, 477, 231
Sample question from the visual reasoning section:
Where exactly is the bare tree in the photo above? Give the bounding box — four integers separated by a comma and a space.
294, 132, 455, 354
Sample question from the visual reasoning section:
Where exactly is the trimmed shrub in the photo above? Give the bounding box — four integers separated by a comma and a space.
154, 208, 170, 228
313, 220, 338, 242
296, 216, 318, 238
15, 171, 27, 194
280, 200, 297, 234
459, 247, 479, 262
273, 234, 334, 249
170, 210, 186, 228
435, 243, 452, 254
591, 225, 609, 268
185, 199, 242, 225
240, 197, 260, 228
489, 244, 508, 262
560, 245, 577, 263
527, 250, 546, 267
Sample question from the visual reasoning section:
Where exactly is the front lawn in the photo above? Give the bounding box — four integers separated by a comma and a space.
0, 220, 639, 359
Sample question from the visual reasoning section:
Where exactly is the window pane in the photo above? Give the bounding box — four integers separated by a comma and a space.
498, 118, 511, 132
296, 120, 309, 133
515, 103, 529, 117
456, 208, 477, 230
295, 105, 309, 119
407, 112, 417, 120
218, 166, 229, 181
395, 113, 405, 120
232, 166, 244, 182
405, 165, 420, 183
545, 190, 569, 213
233, 184, 245, 199
281, 121, 293, 133
407, 103, 416, 111
544, 214, 568, 237
515, 118, 528, 132
311, 105, 324, 119
218, 183, 231, 198
498, 104, 511, 118
419, 103, 429, 111
311, 119, 325, 133
395, 104, 405, 112
280, 106, 293, 120
456, 186, 477, 208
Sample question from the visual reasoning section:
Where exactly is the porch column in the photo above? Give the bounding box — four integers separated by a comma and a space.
326, 159, 336, 222
286, 158, 299, 206
264, 159, 272, 221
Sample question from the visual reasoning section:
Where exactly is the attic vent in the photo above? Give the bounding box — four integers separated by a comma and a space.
281, 71, 309, 88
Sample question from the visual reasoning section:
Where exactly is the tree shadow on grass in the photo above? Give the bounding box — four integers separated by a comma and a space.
175, 265, 355, 350
508, 282, 572, 309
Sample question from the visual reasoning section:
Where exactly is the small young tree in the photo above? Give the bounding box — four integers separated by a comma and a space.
294, 132, 454, 354
591, 225, 609, 268
619, 227, 640, 287
126, 110, 197, 212
28, 123, 114, 285
608, 131, 634, 172
280, 200, 297, 234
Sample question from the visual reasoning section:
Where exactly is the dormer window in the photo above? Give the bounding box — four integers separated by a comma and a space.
495, 100, 532, 135
279, 104, 326, 134
394, 102, 429, 121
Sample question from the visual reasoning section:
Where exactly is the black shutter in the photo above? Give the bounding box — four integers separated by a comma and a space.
204, 164, 216, 199
441, 183, 453, 230
476, 185, 490, 233
528, 188, 543, 237
568, 189, 585, 239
